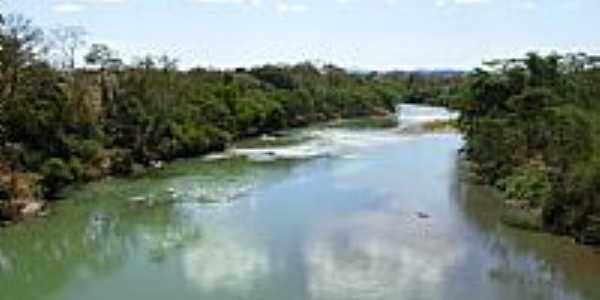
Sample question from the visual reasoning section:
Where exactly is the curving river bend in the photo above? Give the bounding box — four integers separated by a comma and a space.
0, 105, 599, 300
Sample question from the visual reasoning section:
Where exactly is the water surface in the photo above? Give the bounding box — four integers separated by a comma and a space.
1, 105, 599, 300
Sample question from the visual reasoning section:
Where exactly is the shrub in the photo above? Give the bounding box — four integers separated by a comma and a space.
40, 158, 74, 197
76, 139, 103, 161
498, 159, 551, 208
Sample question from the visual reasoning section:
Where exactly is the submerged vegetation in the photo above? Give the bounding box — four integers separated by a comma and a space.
0, 14, 416, 220
457, 52, 600, 244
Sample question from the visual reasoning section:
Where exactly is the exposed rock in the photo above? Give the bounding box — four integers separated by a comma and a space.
150, 160, 165, 169
130, 195, 148, 203
20, 201, 45, 217
260, 134, 277, 142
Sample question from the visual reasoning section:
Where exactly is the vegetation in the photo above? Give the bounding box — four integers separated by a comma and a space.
382, 70, 467, 106
0, 14, 409, 220
421, 119, 457, 132
457, 52, 600, 244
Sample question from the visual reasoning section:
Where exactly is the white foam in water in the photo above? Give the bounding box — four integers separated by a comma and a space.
397, 104, 459, 127
204, 104, 459, 162
175, 180, 255, 204
229, 129, 408, 162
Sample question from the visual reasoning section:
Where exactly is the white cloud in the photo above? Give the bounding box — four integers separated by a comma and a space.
52, 0, 129, 15
277, 2, 308, 13
85, 0, 127, 3
436, 0, 491, 7
190, 0, 261, 6
52, 3, 85, 14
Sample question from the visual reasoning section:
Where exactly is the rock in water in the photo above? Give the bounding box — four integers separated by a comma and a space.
20, 201, 44, 216
150, 160, 164, 169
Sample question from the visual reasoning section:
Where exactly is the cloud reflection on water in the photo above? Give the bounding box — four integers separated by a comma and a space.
182, 230, 271, 293
305, 211, 464, 300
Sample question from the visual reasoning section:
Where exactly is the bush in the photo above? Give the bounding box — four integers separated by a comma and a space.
68, 157, 84, 181
40, 158, 73, 197
498, 159, 552, 208
108, 149, 136, 175
76, 139, 103, 161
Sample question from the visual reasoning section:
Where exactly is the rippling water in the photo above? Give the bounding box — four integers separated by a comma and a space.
0, 105, 599, 300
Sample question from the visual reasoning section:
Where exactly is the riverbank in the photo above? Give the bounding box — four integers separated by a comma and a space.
2, 105, 599, 300
462, 157, 600, 246
0, 112, 398, 225
1, 18, 406, 224
455, 53, 600, 246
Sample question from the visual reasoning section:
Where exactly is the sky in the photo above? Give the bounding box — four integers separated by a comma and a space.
2, 0, 598, 71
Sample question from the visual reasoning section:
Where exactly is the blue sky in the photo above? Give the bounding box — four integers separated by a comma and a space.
2, 0, 598, 70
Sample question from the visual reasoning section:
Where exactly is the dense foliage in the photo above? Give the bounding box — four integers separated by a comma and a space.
457, 52, 600, 244
382, 70, 467, 106
0, 15, 404, 213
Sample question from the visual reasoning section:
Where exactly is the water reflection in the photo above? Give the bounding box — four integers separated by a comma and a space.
305, 211, 464, 300
0, 105, 599, 300
0, 202, 200, 300
183, 230, 270, 293
458, 184, 600, 300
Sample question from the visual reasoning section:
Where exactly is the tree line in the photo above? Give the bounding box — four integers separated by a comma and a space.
0, 14, 412, 219
456, 52, 600, 244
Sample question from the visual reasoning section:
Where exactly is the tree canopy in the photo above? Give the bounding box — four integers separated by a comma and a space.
0, 15, 408, 213
457, 52, 600, 244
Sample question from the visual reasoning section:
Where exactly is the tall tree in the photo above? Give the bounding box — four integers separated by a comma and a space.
0, 14, 45, 100
84, 43, 120, 70
50, 25, 86, 70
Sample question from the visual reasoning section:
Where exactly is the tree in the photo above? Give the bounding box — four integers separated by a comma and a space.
133, 54, 156, 70
0, 14, 45, 100
458, 52, 600, 244
50, 25, 86, 70
0, 13, 404, 211
157, 54, 178, 71
0, 1, 5, 26
84, 43, 119, 70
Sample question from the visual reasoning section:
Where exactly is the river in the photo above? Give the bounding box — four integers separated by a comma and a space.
0, 105, 599, 300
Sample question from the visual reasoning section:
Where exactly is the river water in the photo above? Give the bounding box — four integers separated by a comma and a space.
0, 105, 599, 300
